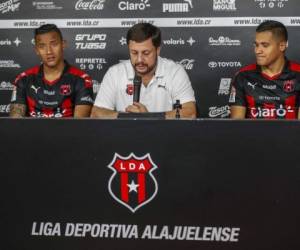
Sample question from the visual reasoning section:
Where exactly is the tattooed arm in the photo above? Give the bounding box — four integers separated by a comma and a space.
9, 104, 26, 118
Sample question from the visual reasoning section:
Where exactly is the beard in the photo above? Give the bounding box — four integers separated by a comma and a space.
132, 57, 158, 76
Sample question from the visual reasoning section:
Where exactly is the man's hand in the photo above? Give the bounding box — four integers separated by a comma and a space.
74, 105, 92, 118
125, 102, 148, 113
230, 105, 246, 119
9, 104, 26, 118
90, 106, 118, 119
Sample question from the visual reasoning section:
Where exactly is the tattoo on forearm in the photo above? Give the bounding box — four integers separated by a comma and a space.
9, 104, 26, 117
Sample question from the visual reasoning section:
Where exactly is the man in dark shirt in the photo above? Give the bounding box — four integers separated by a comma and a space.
10, 24, 93, 118
230, 20, 300, 119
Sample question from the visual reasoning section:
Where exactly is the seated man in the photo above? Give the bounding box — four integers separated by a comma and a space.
230, 20, 300, 119
10, 24, 93, 118
91, 23, 196, 119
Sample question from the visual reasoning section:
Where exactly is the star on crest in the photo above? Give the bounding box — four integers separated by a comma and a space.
127, 180, 139, 193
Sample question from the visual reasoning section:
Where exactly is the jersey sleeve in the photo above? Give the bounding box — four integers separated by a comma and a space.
74, 73, 94, 105
296, 74, 300, 108
11, 73, 27, 105
229, 72, 246, 106
170, 65, 196, 104
93, 67, 116, 110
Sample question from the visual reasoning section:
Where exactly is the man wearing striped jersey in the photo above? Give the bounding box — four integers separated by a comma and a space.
230, 20, 300, 119
10, 24, 93, 118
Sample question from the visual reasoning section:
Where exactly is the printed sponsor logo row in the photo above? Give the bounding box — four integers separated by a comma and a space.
0, 0, 290, 14
1, 35, 242, 48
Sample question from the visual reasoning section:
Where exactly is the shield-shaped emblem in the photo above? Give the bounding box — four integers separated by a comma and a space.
283, 80, 295, 93
126, 84, 134, 95
108, 153, 158, 213
60, 84, 71, 95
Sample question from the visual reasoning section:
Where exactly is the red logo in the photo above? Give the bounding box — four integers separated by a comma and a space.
283, 80, 295, 93
126, 84, 133, 95
60, 84, 71, 95
108, 153, 158, 213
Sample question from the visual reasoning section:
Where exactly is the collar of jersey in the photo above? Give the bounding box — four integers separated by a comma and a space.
257, 57, 290, 80
38, 60, 70, 85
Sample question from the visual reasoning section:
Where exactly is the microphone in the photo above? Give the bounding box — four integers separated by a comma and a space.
133, 74, 142, 103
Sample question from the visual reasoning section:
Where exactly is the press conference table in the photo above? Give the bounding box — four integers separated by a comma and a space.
0, 118, 299, 250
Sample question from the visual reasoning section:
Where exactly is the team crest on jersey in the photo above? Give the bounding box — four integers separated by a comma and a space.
108, 153, 158, 213
283, 80, 295, 93
60, 84, 71, 95
126, 84, 134, 95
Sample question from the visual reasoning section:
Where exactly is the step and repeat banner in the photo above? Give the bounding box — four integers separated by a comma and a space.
1, 0, 300, 117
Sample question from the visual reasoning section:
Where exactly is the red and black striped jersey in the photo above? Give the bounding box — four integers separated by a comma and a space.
11, 61, 93, 118
229, 60, 300, 119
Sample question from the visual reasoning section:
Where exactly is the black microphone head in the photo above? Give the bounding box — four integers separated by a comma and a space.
133, 75, 142, 86
133, 75, 142, 103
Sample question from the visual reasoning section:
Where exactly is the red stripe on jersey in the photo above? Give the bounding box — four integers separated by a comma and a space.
25, 66, 40, 76
238, 64, 257, 73
68, 66, 92, 88
27, 96, 36, 116
61, 98, 73, 117
14, 66, 40, 85
289, 61, 300, 72
263, 103, 276, 119
285, 95, 297, 119
41, 108, 54, 118
246, 95, 256, 119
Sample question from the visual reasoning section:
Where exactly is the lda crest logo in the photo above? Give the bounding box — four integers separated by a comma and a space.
108, 153, 158, 213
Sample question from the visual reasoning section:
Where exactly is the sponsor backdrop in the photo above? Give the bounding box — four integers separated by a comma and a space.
1, 0, 300, 117
1, 119, 300, 249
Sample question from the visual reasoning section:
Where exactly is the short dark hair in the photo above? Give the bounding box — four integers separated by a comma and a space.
34, 24, 63, 41
126, 23, 161, 48
256, 20, 288, 42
